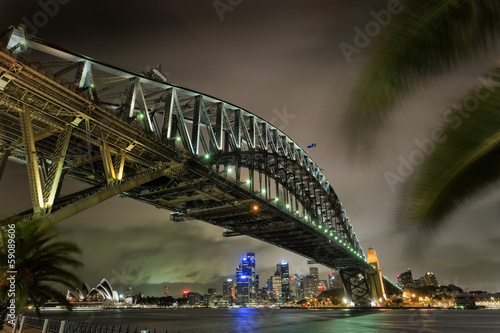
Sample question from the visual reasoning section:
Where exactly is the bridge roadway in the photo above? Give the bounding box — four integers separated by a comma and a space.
0, 26, 399, 305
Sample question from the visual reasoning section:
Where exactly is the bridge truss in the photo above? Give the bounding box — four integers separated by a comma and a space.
0, 26, 399, 305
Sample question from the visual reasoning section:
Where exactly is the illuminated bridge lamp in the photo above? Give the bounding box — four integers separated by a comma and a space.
261, 189, 266, 194
137, 113, 144, 120
176, 136, 181, 141
245, 179, 251, 185
253, 205, 259, 211
286, 204, 290, 209
204, 154, 210, 159
227, 168, 232, 173
274, 197, 279, 202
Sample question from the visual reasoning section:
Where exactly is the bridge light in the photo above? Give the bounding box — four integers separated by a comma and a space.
246, 179, 251, 185
253, 205, 259, 211
286, 204, 290, 209
137, 113, 145, 120
295, 210, 299, 214
261, 189, 266, 194
227, 168, 232, 173
204, 154, 210, 159
274, 197, 279, 202
176, 136, 181, 141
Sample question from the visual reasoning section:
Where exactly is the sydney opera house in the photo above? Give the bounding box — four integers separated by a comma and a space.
67, 278, 120, 303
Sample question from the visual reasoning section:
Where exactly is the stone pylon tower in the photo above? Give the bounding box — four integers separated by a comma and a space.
367, 247, 387, 305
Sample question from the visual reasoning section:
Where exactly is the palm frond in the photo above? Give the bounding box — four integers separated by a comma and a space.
397, 65, 500, 231
344, 0, 500, 152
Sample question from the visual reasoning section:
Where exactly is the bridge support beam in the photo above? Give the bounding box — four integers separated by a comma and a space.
0, 148, 10, 182
339, 267, 373, 307
20, 104, 45, 215
1, 164, 181, 226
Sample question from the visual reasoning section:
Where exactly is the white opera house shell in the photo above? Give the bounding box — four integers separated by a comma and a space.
67, 278, 120, 303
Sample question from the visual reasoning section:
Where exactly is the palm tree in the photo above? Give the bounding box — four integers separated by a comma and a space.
344, 0, 500, 233
0, 218, 82, 318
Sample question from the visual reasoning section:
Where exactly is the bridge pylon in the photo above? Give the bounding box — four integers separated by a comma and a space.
339, 267, 373, 307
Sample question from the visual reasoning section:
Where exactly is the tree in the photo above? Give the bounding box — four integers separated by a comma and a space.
0, 218, 82, 319
344, 1, 500, 233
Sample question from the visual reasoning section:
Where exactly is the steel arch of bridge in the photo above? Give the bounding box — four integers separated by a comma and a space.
0, 26, 399, 305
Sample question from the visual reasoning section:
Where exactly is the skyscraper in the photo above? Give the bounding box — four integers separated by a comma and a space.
271, 270, 282, 302
328, 272, 343, 289
309, 267, 319, 280
223, 279, 234, 302
276, 261, 290, 300
398, 268, 413, 288
236, 252, 257, 304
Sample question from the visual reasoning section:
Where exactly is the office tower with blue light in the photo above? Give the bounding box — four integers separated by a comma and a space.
235, 252, 257, 304
278, 261, 290, 300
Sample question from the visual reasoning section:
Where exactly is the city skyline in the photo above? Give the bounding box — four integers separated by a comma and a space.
1, 0, 499, 298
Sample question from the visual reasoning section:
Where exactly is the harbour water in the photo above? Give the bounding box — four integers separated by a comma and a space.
29, 308, 500, 332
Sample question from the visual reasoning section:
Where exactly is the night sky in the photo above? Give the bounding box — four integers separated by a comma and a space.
1, 0, 499, 297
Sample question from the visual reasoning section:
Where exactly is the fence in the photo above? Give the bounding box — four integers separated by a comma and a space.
10, 315, 169, 333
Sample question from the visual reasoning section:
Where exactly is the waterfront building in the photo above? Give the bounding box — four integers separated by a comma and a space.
235, 252, 257, 304
187, 292, 202, 306
289, 275, 300, 300
223, 278, 234, 302
328, 272, 343, 289
318, 280, 328, 294
66, 278, 119, 303
309, 267, 319, 280
271, 270, 282, 302
398, 268, 414, 288
302, 275, 318, 299
422, 272, 439, 287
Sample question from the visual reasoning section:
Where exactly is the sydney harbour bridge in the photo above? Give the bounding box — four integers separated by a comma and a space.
0, 26, 399, 306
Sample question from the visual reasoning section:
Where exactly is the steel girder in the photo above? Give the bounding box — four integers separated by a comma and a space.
0, 27, 362, 250
0, 27, 402, 299
339, 268, 373, 307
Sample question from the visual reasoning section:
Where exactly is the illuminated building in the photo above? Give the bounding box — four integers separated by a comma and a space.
328, 272, 343, 289
275, 260, 290, 300
236, 252, 257, 304
309, 267, 319, 280
271, 270, 282, 302
422, 272, 439, 287
289, 275, 299, 300
398, 268, 414, 288
302, 275, 318, 299
223, 279, 235, 302
187, 292, 202, 306
66, 278, 119, 303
